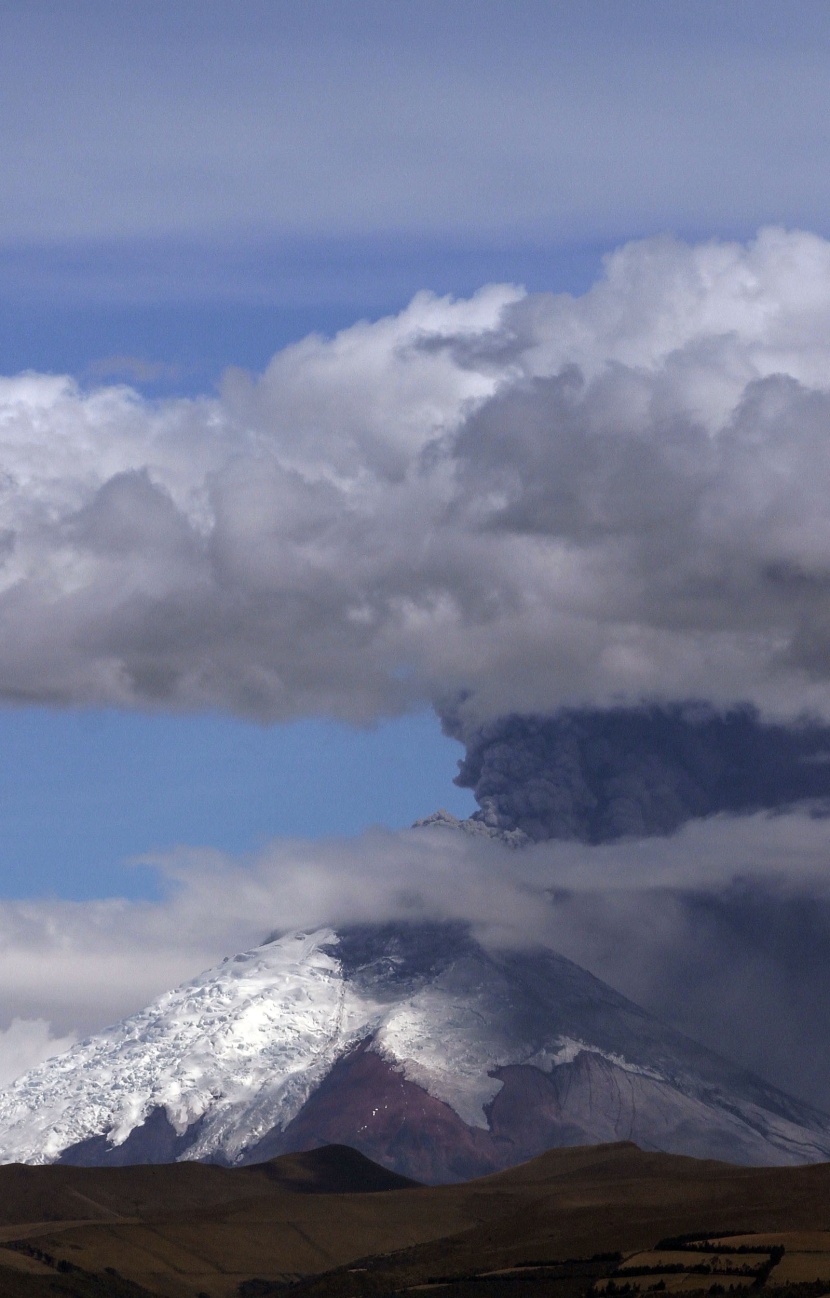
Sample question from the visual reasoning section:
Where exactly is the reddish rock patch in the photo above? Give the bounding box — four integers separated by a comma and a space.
243, 1039, 500, 1183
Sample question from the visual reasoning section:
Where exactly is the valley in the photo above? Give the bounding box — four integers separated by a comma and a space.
1, 1143, 830, 1298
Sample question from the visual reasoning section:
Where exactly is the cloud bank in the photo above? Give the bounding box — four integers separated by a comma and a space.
2, 812, 830, 1106
3, 229, 830, 726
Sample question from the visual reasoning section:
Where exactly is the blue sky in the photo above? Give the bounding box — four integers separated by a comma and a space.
3, 0, 830, 903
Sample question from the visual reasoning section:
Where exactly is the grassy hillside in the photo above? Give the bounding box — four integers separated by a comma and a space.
2, 1143, 830, 1297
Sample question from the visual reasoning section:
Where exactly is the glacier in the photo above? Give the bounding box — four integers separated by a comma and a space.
0, 922, 828, 1182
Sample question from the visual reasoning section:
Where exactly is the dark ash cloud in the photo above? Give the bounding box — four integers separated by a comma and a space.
445, 704, 830, 842
540, 879, 830, 1113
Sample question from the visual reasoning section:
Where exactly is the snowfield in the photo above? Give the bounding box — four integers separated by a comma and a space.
0, 923, 828, 1173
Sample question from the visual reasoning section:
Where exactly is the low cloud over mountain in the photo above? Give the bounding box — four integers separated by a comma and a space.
4, 229, 830, 724
1, 809, 830, 1110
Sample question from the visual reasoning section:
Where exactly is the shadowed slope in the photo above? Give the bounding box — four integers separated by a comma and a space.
0, 1144, 419, 1227
246, 1143, 419, 1193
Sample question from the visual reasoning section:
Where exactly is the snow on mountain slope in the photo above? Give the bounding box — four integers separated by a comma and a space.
0, 922, 828, 1181
0, 929, 354, 1165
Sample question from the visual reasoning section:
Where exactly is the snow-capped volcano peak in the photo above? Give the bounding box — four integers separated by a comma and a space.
0, 922, 828, 1183
0, 928, 346, 1164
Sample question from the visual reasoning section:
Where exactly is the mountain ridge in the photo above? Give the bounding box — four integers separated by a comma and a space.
0, 922, 827, 1182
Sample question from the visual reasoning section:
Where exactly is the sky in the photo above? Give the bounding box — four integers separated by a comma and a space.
4, 0, 830, 1105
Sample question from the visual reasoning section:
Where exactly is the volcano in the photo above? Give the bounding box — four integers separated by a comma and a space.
0, 922, 828, 1183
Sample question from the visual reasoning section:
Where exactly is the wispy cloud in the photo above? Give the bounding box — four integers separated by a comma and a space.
85, 355, 185, 386
0, 1019, 76, 1089
2, 810, 830, 1103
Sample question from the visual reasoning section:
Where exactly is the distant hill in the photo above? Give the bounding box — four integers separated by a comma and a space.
1, 1143, 830, 1296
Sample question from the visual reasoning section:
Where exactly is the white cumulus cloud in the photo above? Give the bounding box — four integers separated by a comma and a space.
2, 230, 830, 724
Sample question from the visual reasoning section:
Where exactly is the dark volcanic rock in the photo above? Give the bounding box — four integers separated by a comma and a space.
243, 1039, 498, 1183
58, 1107, 205, 1167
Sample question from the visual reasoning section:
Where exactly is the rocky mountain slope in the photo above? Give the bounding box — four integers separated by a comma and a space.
0, 922, 828, 1183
